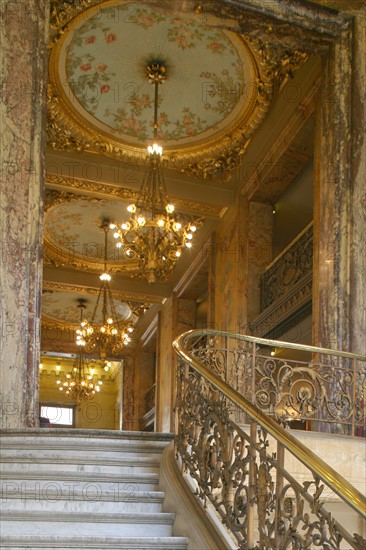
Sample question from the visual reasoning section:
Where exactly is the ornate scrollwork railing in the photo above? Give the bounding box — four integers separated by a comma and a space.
145, 383, 156, 413
261, 222, 313, 310
173, 330, 366, 549
177, 330, 366, 435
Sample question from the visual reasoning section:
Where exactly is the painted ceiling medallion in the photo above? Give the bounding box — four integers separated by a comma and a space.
41, 289, 133, 327
48, 0, 280, 179
43, 196, 140, 273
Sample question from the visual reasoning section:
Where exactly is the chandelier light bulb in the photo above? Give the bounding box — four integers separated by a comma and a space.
148, 143, 162, 155
113, 232, 119, 239
157, 218, 165, 227
137, 216, 146, 226
100, 326, 106, 333
111, 328, 118, 335
100, 273, 111, 282
56, 380, 60, 385
127, 204, 136, 213
107, 318, 113, 324
175, 250, 181, 257
186, 242, 192, 248
173, 222, 182, 231
190, 225, 197, 232
56, 364, 61, 371
128, 326, 134, 333
121, 222, 129, 230
187, 233, 193, 240
166, 204, 175, 213
110, 223, 116, 230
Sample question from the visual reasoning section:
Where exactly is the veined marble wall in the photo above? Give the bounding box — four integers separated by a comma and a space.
0, 0, 49, 428
156, 296, 196, 433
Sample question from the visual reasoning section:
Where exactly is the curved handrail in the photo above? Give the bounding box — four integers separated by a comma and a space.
173, 329, 366, 520
177, 328, 366, 361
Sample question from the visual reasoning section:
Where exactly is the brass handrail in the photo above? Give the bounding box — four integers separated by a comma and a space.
173, 329, 366, 519
179, 328, 366, 361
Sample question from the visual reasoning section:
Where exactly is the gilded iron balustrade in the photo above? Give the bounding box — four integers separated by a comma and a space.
261, 222, 313, 311
178, 330, 366, 435
173, 330, 366, 549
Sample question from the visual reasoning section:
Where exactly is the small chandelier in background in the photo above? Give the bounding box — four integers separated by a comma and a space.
111, 62, 201, 284
56, 352, 103, 403
55, 305, 103, 403
75, 220, 134, 360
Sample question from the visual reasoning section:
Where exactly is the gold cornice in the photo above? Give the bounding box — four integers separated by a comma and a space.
45, 174, 226, 218
42, 280, 162, 306
46, 0, 310, 180
43, 233, 140, 275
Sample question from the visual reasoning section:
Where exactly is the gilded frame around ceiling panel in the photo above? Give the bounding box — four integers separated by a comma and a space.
47, 0, 287, 180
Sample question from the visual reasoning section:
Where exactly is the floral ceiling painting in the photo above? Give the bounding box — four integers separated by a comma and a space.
42, 290, 133, 326
44, 198, 131, 265
55, 0, 259, 150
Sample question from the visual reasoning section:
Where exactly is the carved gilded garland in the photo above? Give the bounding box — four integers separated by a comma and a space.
47, 0, 308, 180
46, 174, 226, 218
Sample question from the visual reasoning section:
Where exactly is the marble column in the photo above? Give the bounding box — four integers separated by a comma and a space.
156, 296, 196, 433
0, 1, 49, 428
313, 21, 366, 357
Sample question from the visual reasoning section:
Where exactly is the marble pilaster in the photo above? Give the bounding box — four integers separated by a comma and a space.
313, 20, 366, 356
156, 296, 196, 433
0, 1, 49, 428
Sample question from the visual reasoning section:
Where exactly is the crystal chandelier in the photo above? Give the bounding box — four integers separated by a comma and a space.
55, 306, 103, 403
55, 351, 103, 403
75, 220, 134, 360
110, 62, 200, 284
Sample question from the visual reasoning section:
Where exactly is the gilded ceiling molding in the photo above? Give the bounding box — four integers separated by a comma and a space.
43, 235, 140, 274
45, 174, 226, 218
45, 188, 101, 211
46, 0, 310, 180
42, 280, 162, 306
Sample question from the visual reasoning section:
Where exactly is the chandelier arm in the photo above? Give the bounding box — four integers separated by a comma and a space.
106, 284, 119, 325
90, 285, 104, 325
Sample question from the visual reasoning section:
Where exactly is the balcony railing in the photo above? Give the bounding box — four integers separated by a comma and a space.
261, 222, 313, 310
251, 223, 313, 337
173, 329, 366, 549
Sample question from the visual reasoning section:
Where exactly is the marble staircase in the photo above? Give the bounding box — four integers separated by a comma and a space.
0, 429, 189, 549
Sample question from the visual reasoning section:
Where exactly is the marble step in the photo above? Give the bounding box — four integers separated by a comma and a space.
0, 457, 160, 475
0, 535, 188, 549
0, 511, 175, 537
0, 487, 165, 514
0, 430, 173, 457
0, 470, 160, 492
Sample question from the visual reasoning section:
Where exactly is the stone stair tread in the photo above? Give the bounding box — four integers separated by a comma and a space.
0, 471, 159, 483
1, 486, 165, 501
0, 511, 175, 523
0, 535, 188, 549
0, 454, 161, 465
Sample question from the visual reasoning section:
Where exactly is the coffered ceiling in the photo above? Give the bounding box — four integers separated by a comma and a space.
43, 0, 322, 352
